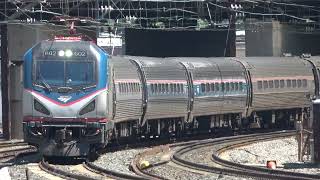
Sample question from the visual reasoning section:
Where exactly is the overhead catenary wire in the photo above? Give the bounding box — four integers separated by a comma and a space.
0, 0, 319, 31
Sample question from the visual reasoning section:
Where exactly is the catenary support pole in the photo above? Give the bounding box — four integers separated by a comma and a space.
1, 24, 11, 140
312, 101, 320, 163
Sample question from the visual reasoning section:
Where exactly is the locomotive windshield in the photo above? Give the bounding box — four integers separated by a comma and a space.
31, 41, 100, 92
35, 60, 95, 88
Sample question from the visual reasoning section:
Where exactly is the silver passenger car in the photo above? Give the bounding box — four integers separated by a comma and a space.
130, 56, 189, 125
237, 57, 315, 112
303, 56, 320, 97
109, 56, 143, 123
176, 58, 247, 118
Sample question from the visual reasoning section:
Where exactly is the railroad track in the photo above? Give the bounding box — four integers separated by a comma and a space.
0, 141, 37, 166
130, 139, 212, 180
0, 140, 26, 148
172, 130, 320, 180
39, 158, 146, 180
132, 130, 320, 180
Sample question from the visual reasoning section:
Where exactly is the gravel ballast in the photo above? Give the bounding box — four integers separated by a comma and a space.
4, 136, 320, 179
93, 147, 147, 175
221, 137, 320, 174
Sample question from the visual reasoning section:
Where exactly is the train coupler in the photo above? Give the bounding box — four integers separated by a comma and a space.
55, 129, 72, 144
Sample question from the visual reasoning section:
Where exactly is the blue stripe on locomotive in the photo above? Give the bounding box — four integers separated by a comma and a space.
23, 48, 33, 89
23, 42, 108, 105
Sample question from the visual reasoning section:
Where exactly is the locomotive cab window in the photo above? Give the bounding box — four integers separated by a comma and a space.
34, 60, 96, 91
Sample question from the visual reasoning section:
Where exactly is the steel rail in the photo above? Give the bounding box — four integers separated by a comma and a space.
172, 130, 320, 180
0, 146, 36, 161
39, 159, 96, 180
0, 140, 27, 148
130, 139, 219, 180
84, 160, 147, 180
212, 136, 320, 180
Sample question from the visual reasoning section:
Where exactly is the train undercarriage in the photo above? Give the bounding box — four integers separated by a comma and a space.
23, 107, 308, 158
112, 107, 308, 140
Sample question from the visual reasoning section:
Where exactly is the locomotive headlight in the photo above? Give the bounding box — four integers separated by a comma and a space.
34, 99, 50, 115
58, 50, 65, 56
65, 49, 73, 57
79, 100, 95, 115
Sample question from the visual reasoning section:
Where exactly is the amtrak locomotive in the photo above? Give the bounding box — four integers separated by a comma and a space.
23, 37, 320, 157
23, 37, 110, 156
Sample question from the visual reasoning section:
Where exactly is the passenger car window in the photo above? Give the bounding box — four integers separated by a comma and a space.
302, 79, 307, 87
275, 80, 279, 88
226, 82, 230, 92
230, 82, 234, 91
268, 80, 274, 88
211, 83, 214, 92
215, 83, 219, 92
257, 81, 262, 89
263, 81, 268, 89
287, 80, 291, 87
280, 80, 285, 88
201, 83, 205, 93
239, 82, 243, 91
206, 83, 210, 93
297, 80, 302, 88
292, 80, 297, 88
234, 82, 239, 91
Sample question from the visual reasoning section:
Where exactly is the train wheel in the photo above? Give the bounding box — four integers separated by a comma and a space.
88, 147, 99, 161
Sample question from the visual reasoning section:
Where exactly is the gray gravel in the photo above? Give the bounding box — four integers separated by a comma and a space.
140, 144, 252, 180
8, 164, 28, 180
94, 147, 147, 175
54, 164, 105, 179
222, 137, 320, 174
7, 152, 41, 180
181, 146, 214, 165
146, 163, 251, 180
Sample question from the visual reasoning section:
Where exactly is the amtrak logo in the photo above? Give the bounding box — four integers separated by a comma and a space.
58, 96, 72, 103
